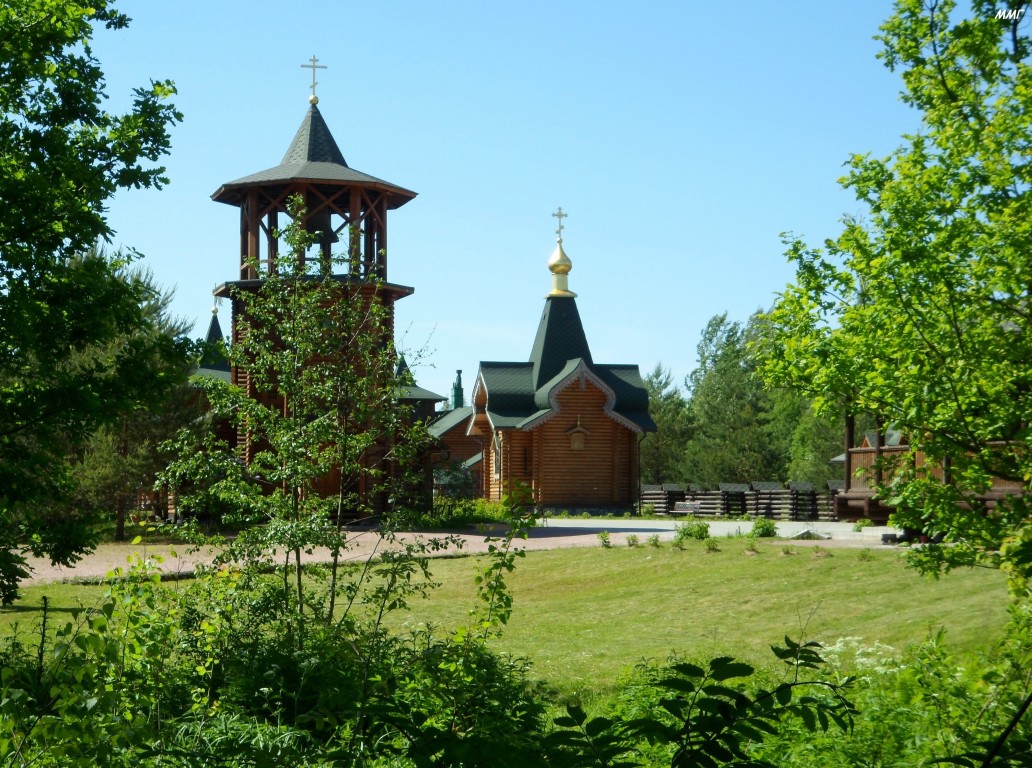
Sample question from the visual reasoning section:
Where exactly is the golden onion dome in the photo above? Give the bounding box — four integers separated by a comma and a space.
548, 239, 573, 275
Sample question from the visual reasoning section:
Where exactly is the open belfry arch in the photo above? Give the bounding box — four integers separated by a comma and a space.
465, 211, 656, 508
208, 59, 420, 507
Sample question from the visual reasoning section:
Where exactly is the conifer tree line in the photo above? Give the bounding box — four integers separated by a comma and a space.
641, 312, 843, 489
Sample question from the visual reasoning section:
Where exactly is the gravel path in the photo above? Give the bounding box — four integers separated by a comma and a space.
21, 519, 894, 586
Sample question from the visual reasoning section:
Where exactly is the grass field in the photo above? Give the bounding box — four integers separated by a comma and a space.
2, 539, 1009, 697
386, 541, 1008, 695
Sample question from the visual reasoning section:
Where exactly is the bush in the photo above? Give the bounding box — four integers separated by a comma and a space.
647, 534, 661, 548
674, 520, 710, 544
752, 517, 778, 538
405, 496, 515, 528
626, 534, 639, 548
852, 517, 874, 532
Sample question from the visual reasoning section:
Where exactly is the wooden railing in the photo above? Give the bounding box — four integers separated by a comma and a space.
846, 445, 1024, 494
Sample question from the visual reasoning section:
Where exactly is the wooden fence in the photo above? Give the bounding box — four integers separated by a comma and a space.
641, 482, 839, 521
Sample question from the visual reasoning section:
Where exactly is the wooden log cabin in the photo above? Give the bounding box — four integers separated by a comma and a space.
447, 219, 656, 509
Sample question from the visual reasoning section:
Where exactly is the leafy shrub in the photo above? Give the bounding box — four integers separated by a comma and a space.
647, 534, 661, 548
545, 640, 856, 767
675, 520, 710, 544
626, 534, 639, 548
752, 517, 779, 538
597, 530, 612, 548
414, 496, 514, 528
754, 608, 1032, 767
852, 517, 874, 532
704, 537, 721, 553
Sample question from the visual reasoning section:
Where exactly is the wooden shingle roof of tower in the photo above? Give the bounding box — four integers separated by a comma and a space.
210, 103, 416, 210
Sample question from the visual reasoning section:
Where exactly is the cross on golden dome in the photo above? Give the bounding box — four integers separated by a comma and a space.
552, 206, 568, 241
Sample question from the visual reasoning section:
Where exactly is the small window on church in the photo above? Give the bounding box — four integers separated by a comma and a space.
493, 434, 502, 479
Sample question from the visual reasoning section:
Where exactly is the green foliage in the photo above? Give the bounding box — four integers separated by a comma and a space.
851, 518, 873, 533
0, 549, 546, 766
597, 530, 613, 549
757, 0, 1032, 588
785, 403, 844, 488
674, 520, 710, 544
752, 518, 778, 538
161, 197, 436, 628
678, 313, 842, 488
544, 639, 856, 767
403, 495, 513, 529
0, 1, 183, 604
682, 314, 786, 485
704, 537, 721, 554
626, 534, 640, 548
647, 534, 662, 548
754, 606, 1032, 767
641, 364, 692, 484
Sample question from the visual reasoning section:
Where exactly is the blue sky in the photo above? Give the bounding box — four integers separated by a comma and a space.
93, 1, 922, 400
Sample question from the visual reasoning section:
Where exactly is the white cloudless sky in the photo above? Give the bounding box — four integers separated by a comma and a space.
91, 1, 930, 400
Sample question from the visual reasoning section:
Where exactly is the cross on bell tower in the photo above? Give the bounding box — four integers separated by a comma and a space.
301, 55, 327, 104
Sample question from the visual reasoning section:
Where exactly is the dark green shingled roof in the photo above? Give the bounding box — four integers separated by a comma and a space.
428, 406, 474, 439
199, 309, 230, 372
398, 384, 446, 403
211, 104, 417, 209
476, 334, 654, 433
528, 296, 592, 392
474, 276, 653, 433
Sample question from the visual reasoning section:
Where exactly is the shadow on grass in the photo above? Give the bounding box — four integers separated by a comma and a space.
1, 602, 81, 617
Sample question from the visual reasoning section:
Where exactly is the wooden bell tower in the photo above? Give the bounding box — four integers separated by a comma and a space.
211, 56, 416, 301
209, 60, 419, 488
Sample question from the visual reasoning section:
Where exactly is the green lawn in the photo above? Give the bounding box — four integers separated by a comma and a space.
3, 540, 1009, 697
389, 541, 1009, 695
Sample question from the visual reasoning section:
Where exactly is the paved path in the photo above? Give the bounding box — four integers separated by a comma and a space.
21, 518, 898, 586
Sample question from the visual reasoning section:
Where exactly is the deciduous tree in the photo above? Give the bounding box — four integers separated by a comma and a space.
0, 1, 181, 601
161, 199, 435, 631
759, 0, 1032, 589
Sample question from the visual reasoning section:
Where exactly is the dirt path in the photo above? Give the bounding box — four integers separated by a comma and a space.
21, 521, 881, 586
20, 528, 612, 585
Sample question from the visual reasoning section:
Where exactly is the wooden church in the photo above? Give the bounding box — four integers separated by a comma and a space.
434, 219, 656, 509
